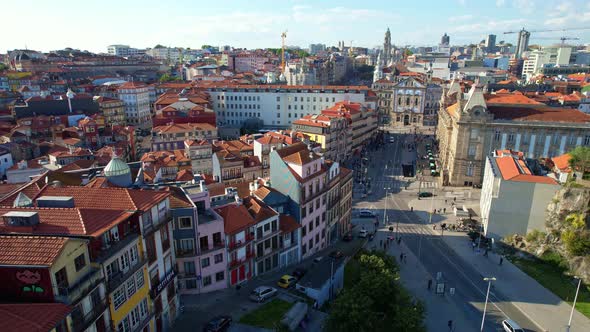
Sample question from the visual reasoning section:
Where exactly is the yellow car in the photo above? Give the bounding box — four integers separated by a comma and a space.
277, 275, 297, 289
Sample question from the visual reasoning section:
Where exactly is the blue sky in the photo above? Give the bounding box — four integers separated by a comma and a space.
3, 0, 589, 52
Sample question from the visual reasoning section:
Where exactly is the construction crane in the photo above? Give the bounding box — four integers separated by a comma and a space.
530, 36, 580, 46
504, 27, 589, 58
281, 30, 288, 73
503, 27, 590, 35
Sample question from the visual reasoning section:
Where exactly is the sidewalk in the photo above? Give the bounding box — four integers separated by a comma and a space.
375, 230, 477, 331
410, 197, 590, 332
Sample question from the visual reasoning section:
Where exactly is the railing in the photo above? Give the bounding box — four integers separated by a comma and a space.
228, 234, 254, 250
229, 251, 255, 268
131, 309, 155, 332
200, 241, 225, 254
55, 266, 104, 305
176, 249, 196, 258
96, 232, 140, 263
143, 211, 172, 237
71, 296, 109, 332
107, 257, 147, 291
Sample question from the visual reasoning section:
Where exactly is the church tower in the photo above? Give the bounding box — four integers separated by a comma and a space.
383, 28, 392, 65
373, 52, 384, 83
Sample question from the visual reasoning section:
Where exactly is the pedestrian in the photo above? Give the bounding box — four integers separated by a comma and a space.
484, 249, 488, 257
499, 257, 504, 266
433, 225, 436, 230
380, 239, 383, 247
448, 320, 453, 331
445, 199, 447, 204
427, 279, 432, 290
403, 254, 407, 263
472, 242, 476, 251
399, 253, 403, 262
410, 206, 413, 212
443, 207, 447, 214
453, 197, 456, 202
397, 237, 401, 245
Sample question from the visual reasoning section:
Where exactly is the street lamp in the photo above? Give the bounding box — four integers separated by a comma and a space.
566, 276, 582, 332
481, 277, 496, 332
383, 187, 391, 227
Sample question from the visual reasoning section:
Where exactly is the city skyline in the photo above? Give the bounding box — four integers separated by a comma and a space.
3, 0, 590, 53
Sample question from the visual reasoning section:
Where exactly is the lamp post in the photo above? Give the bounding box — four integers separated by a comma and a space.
566, 276, 582, 332
481, 277, 496, 332
383, 187, 391, 227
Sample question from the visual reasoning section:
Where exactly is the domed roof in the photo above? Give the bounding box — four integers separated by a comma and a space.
104, 156, 131, 177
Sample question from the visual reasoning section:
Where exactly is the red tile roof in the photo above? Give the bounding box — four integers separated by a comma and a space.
494, 155, 558, 185
485, 92, 543, 105
0, 236, 70, 266
243, 196, 277, 222
279, 214, 300, 234
215, 203, 256, 234
0, 207, 133, 237
0, 303, 71, 332
153, 122, 216, 134
488, 106, 590, 123
552, 153, 572, 172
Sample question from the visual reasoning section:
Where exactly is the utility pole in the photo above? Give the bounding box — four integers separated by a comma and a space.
481, 277, 496, 332
566, 276, 582, 332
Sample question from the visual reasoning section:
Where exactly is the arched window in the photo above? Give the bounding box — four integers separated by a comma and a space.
406, 97, 410, 105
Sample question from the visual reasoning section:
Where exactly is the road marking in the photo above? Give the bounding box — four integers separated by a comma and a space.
388, 179, 512, 322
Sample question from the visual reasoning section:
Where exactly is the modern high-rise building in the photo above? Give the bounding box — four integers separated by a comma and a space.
485, 34, 497, 53
441, 33, 450, 46
383, 28, 392, 66
515, 29, 530, 59
309, 44, 326, 55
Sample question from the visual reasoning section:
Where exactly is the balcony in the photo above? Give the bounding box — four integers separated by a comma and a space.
131, 309, 155, 332
143, 211, 172, 237
200, 241, 225, 255
71, 296, 109, 332
176, 248, 196, 258
228, 234, 254, 250
96, 232, 140, 263
229, 250, 255, 268
55, 266, 104, 305
107, 257, 147, 292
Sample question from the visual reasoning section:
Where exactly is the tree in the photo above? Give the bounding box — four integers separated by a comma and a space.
201, 45, 213, 50
568, 146, 590, 174
158, 73, 180, 82
325, 253, 425, 332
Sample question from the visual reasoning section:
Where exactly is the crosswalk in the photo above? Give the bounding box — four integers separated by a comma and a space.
418, 181, 438, 189
379, 222, 440, 239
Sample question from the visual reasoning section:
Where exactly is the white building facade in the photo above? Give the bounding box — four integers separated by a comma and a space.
117, 82, 151, 129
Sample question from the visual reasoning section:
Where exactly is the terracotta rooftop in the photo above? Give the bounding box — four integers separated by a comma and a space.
493, 154, 558, 185
551, 153, 572, 173
0, 303, 71, 332
446, 102, 460, 117
0, 207, 133, 237
152, 122, 216, 134
243, 196, 278, 222
215, 203, 256, 234
0, 235, 71, 266
485, 92, 543, 106
488, 106, 590, 124
279, 214, 300, 234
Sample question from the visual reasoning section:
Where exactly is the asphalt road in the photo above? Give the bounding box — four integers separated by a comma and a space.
356, 131, 539, 332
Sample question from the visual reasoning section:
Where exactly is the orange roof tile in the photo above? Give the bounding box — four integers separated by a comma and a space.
489, 106, 590, 123
0, 236, 70, 266
485, 93, 543, 105
494, 156, 557, 185
215, 203, 255, 234
279, 214, 300, 234
0, 303, 71, 332
243, 196, 277, 223
552, 153, 572, 172
446, 102, 460, 117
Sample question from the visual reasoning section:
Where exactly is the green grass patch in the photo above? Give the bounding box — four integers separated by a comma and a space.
239, 299, 294, 329
510, 252, 590, 319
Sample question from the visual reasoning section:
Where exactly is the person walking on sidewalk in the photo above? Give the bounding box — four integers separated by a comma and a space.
399, 253, 403, 262
499, 256, 504, 266
447, 320, 453, 331
427, 279, 432, 290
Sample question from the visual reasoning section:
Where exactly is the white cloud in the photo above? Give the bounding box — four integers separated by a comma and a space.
448, 14, 474, 22
448, 18, 529, 34
514, 0, 535, 15
543, 1, 590, 27
496, 0, 506, 7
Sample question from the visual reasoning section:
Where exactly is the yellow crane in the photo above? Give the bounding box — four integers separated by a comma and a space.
281, 30, 288, 73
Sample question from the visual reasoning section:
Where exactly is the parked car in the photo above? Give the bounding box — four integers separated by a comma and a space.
249, 286, 278, 302
329, 250, 344, 259
313, 256, 324, 263
359, 210, 375, 218
389, 137, 395, 143
277, 275, 297, 289
203, 315, 232, 332
501, 319, 524, 332
292, 267, 307, 280
359, 229, 369, 238
343, 232, 353, 241
418, 192, 433, 198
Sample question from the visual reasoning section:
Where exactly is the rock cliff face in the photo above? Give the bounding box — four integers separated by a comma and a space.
545, 187, 590, 282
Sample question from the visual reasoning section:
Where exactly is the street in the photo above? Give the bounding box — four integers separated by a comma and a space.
354, 131, 540, 332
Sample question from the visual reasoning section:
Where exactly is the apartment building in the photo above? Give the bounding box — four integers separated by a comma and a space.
94, 96, 127, 127
117, 82, 151, 129
205, 84, 369, 128
292, 113, 351, 163
151, 123, 218, 151
251, 130, 306, 177
245, 196, 281, 275
184, 139, 213, 175
320, 101, 378, 153
270, 143, 328, 258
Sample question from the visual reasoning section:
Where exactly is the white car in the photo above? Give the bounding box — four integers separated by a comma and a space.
249, 286, 278, 303
359, 229, 369, 238
501, 319, 524, 332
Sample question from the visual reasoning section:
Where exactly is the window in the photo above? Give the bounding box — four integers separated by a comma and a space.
470, 128, 479, 139
113, 285, 127, 309
466, 164, 474, 177
508, 133, 515, 143
214, 253, 223, 264
203, 275, 212, 286
315, 233, 319, 243
54, 267, 68, 291
276, 96, 280, 102
201, 257, 210, 268
184, 261, 196, 275
468, 145, 476, 157
186, 279, 197, 289
309, 239, 313, 249
179, 217, 192, 229
74, 254, 86, 271
135, 270, 144, 288
302, 244, 307, 255
494, 130, 501, 142
302, 224, 307, 236
126, 277, 136, 298
315, 216, 320, 227
216, 271, 224, 282
584, 136, 590, 146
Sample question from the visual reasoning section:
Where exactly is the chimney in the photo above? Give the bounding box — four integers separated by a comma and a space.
234, 194, 243, 205
254, 180, 259, 191
199, 180, 207, 192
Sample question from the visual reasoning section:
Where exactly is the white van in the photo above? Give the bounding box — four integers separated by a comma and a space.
359, 229, 369, 238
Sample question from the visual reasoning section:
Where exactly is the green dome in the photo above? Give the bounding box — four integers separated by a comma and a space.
104, 157, 131, 177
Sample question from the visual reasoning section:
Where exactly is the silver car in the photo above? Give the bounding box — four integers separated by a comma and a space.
501, 319, 524, 332
249, 286, 278, 303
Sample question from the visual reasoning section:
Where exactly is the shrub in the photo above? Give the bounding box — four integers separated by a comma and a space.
525, 230, 546, 243
562, 230, 590, 256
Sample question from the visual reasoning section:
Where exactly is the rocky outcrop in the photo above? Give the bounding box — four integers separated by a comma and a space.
546, 187, 590, 231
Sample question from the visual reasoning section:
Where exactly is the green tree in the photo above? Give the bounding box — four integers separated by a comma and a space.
201, 45, 213, 50
158, 73, 180, 82
562, 230, 590, 256
569, 146, 590, 174
325, 253, 425, 332
0, 63, 7, 71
